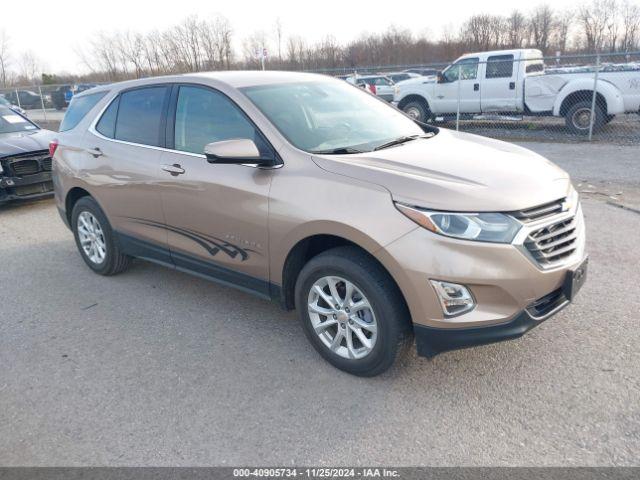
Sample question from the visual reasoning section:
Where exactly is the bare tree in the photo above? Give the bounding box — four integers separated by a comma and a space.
529, 5, 555, 53
19, 50, 43, 83
275, 18, 283, 63
200, 15, 234, 70
552, 10, 574, 53
0, 29, 9, 87
118, 31, 145, 78
619, 0, 640, 51
461, 14, 504, 51
578, 0, 616, 51
506, 10, 527, 48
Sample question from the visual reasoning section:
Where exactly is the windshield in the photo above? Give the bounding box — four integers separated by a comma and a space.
241, 81, 425, 153
0, 106, 38, 134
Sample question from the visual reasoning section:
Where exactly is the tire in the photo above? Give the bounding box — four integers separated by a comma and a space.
71, 196, 132, 276
295, 246, 412, 377
604, 114, 615, 124
565, 100, 605, 135
402, 99, 430, 123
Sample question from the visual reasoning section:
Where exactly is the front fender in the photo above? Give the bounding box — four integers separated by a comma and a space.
395, 83, 434, 106
553, 78, 625, 115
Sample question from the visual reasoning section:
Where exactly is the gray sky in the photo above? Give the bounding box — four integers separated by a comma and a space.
2, 0, 580, 74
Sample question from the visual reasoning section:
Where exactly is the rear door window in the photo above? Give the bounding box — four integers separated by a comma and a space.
59, 91, 107, 132
486, 55, 515, 79
115, 86, 169, 147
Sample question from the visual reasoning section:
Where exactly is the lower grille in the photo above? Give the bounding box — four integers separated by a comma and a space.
524, 215, 578, 266
526, 288, 567, 318
10, 159, 40, 176
13, 181, 53, 196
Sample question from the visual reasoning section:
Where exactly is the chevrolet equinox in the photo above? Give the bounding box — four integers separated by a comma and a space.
52, 72, 587, 376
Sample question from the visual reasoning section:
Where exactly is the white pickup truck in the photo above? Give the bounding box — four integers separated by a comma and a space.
394, 48, 640, 134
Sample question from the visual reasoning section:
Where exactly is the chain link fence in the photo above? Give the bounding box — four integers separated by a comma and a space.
0, 82, 107, 131
1, 51, 639, 144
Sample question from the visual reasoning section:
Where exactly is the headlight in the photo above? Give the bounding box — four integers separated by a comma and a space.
395, 203, 522, 243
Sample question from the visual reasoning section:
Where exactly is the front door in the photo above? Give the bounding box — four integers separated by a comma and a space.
159, 85, 274, 296
431, 57, 481, 114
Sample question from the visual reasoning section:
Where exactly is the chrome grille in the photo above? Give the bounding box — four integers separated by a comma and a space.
512, 198, 565, 222
42, 158, 52, 171
524, 215, 578, 266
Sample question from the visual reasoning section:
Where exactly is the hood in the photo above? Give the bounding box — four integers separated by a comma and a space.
0, 129, 56, 158
312, 129, 571, 212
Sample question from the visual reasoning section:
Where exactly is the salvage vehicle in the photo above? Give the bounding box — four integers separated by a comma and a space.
3, 90, 44, 110
394, 48, 640, 134
0, 105, 56, 204
385, 72, 420, 84
52, 72, 587, 376
0, 95, 27, 116
346, 74, 396, 101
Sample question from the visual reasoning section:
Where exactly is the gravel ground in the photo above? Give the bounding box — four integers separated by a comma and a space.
0, 143, 638, 466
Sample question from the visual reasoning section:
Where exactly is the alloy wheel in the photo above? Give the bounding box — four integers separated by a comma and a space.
77, 211, 107, 264
307, 276, 378, 360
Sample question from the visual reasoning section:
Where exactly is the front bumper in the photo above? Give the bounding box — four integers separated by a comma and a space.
0, 171, 53, 204
415, 283, 575, 357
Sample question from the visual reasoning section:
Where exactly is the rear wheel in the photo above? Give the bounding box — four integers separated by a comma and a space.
295, 246, 412, 377
402, 99, 430, 123
71, 196, 132, 276
565, 100, 605, 135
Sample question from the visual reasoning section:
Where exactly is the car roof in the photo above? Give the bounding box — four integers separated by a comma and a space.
76, 70, 336, 98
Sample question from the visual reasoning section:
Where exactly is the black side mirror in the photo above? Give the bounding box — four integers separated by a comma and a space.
437, 72, 445, 84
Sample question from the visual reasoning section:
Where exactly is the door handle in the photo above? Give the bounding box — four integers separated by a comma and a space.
161, 163, 185, 176
509, 82, 516, 90
474, 83, 480, 91
86, 147, 103, 158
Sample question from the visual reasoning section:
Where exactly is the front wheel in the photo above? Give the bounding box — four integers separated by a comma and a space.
295, 247, 412, 376
565, 100, 605, 135
402, 100, 430, 123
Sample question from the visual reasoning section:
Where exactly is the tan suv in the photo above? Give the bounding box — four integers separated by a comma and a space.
52, 72, 587, 376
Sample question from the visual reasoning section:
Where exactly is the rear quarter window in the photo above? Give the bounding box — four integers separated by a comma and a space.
59, 91, 107, 132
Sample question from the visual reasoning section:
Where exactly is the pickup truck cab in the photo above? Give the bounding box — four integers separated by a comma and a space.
394, 48, 640, 134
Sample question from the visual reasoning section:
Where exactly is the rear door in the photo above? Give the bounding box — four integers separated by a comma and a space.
480, 54, 519, 112
87, 85, 172, 260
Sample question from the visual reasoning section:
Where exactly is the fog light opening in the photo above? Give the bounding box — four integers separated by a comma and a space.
430, 280, 476, 318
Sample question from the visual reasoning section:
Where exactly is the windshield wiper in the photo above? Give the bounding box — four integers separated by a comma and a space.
313, 146, 364, 154
373, 134, 432, 151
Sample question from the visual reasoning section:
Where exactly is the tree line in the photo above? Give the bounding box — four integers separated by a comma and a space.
1, 0, 639, 87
